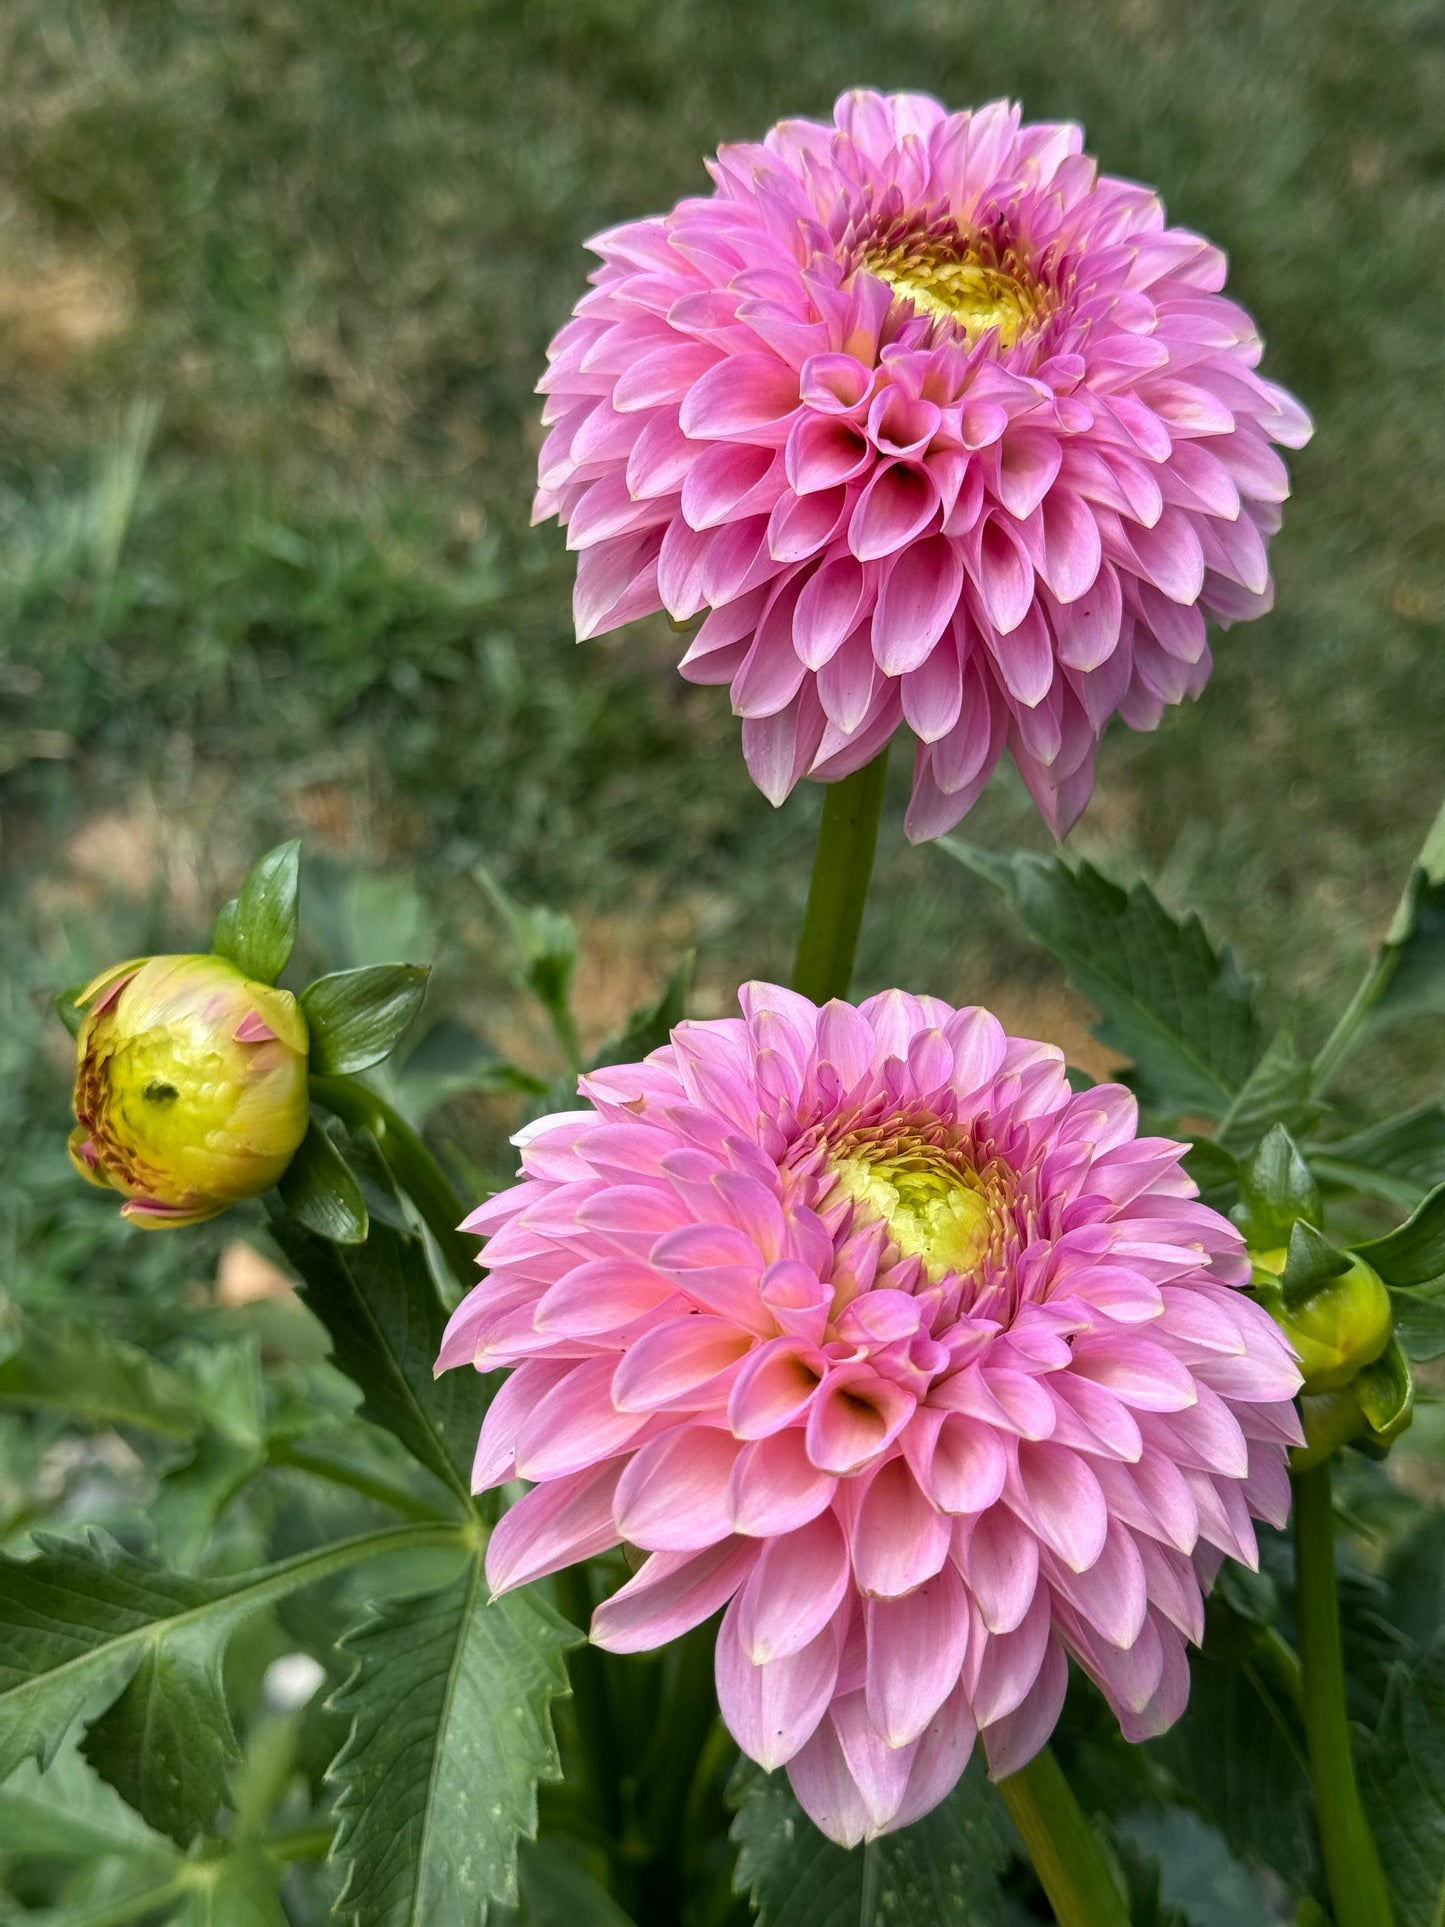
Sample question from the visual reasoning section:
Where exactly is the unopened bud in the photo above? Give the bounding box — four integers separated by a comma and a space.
69, 954, 309, 1228
1252, 1246, 1393, 1396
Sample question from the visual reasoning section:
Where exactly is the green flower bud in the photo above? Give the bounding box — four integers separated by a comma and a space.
1251, 1245, 1393, 1396
69, 953, 309, 1228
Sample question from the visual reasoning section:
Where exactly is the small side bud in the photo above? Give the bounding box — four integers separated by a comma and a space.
70, 953, 310, 1228
1251, 1244, 1393, 1396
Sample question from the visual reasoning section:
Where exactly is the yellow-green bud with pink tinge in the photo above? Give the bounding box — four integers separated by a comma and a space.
1251, 1245, 1393, 1396
69, 954, 310, 1228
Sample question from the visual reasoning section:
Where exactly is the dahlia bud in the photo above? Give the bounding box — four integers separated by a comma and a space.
1251, 1245, 1393, 1396
69, 954, 309, 1228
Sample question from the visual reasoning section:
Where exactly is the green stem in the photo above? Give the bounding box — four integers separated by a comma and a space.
996, 1747, 1129, 1927
1312, 950, 1398, 1095
791, 749, 889, 1004
1293, 1460, 1397, 1927
267, 1438, 455, 1523
262, 1821, 335, 1862
310, 1075, 478, 1291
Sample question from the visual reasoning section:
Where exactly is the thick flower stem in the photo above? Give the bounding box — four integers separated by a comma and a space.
996, 1748, 1129, 1927
791, 749, 890, 1004
309, 1075, 478, 1291
1293, 1461, 1397, 1927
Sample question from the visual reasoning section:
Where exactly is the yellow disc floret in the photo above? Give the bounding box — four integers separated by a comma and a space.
864, 240, 1041, 348
829, 1139, 994, 1283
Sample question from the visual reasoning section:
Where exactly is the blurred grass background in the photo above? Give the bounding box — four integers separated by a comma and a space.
3, 0, 1444, 1317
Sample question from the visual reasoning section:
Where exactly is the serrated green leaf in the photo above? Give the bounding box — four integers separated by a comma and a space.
1216, 1032, 1324, 1157
1233, 1124, 1321, 1250
729, 1756, 1011, 1927
0, 1523, 460, 1795
1152, 1649, 1315, 1890
81, 1625, 240, 1846
1353, 1181, 1445, 1287
328, 1554, 581, 1927
1390, 1286, 1445, 1363
1279, 1219, 1352, 1307
267, 1204, 483, 1508
301, 964, 430, 1076
0, 1314, 202, 1440
277, 1119, 368, 1242
1383, 1514, 1445, 1656
0, 1739, 172, 1858
939, 841, 1259, 1117
1361, 1634, 1445, 1927
1311, 1103, 1445, 1211
212, 841, 301, 986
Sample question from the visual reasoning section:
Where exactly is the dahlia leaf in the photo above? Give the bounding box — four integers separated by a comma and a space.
1311, 1102, 1445, 1211
0, 1739, 172, 1859
278, 1118, 370, 1244
1361, 1634, 1445, 1927
729, 1757, 1012, 1927
1369, 797, 1445, 1034
0, 1524, 460, 1802
475, 862, 580, 1066
328, 1556, 580, 1927
301, 964, 431, 1076
268, 1201, 484, 1507
1389, 1285, 1445, 1363
1353, 1180, 1445, 1287
212, 839, 301, 987
1112, 1806, 1280, 1927
1215, 1031, 1323, 1156
80, 1624, 241, 1846
0, 1312, 203, 1441
1152, 1648, 1315, 1891
940, 841, 1259, 1117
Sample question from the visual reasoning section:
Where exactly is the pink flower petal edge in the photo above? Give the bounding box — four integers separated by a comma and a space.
440, 983, 1302, 1843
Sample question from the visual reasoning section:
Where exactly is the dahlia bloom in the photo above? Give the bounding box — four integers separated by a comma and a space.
439, 985, 1302, 1843
536, 91, 1310, 839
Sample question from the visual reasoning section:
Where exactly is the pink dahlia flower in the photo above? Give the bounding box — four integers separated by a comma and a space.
536, 90, 1310, 839
439, 985, 1302, 1843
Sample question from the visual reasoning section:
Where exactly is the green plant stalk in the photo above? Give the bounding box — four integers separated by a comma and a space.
310, 1074, 478, 1289
996, 1748, 1130, 1927
790, 749, 889, 1004
1293, 1461, 1397, 1927
1311, 950, 1399, 1095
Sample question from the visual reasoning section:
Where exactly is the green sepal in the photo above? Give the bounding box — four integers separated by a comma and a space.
212, 840, 301, 985
1279, 1219, 1353, 1308
1353, 1179, 1445, 1287
54, 982, 89, 1038
277, 1120, 368, 1244
1352, 1334, 1414, 1441
301, 964, 430, 1075
1233, 1123, 1322, 1251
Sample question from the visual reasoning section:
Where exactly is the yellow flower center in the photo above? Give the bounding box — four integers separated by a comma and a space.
864, 240, 1041, 348
829, 1139, 994, 1283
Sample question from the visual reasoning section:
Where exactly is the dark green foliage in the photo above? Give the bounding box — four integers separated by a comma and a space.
940, 842, 1261, 1116
279, 1119, 370, 1244
730, 1758, 1012, 1927
1361, 1636, 1445, 1927
301, 966, 431, 1077
329, 1559, 581, 1926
